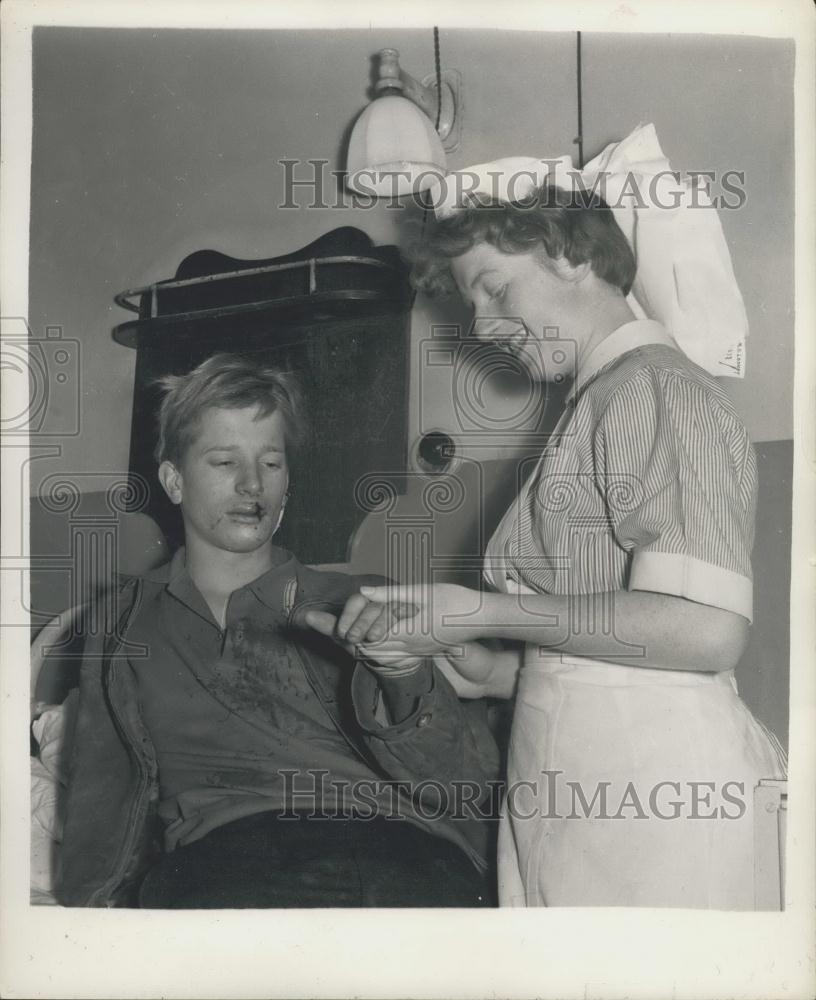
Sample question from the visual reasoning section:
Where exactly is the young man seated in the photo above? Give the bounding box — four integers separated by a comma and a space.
57, 353, 499, 908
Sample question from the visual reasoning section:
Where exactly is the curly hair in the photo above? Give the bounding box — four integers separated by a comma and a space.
154, 353, 305, 466
409, 183, 636, 299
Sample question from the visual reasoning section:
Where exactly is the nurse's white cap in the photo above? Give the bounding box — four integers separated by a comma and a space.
423, 125, 748, 380
427, 155, 575, 219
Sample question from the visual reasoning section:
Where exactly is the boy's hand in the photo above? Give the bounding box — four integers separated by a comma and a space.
304, 596, 424, 676
335, 593, 419, 646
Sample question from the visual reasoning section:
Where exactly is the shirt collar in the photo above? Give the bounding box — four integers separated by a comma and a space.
149, 545, 300, 619
568, 319, 677, 402
246, 547, 299, 612
141, 546, 185, 585
162, 547, 213, 625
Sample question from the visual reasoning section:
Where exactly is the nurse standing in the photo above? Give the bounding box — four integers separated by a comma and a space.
353, 158, 787, 908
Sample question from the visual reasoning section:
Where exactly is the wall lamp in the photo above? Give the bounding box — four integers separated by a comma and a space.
345, 48, 461, 198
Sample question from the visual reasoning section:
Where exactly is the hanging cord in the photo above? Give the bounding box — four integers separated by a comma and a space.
433, 25, 443, 132
416, 26, 443, 262
575, 31, 584, 169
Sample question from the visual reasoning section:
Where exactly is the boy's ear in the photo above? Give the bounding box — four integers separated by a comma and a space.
158, 460, 183, 505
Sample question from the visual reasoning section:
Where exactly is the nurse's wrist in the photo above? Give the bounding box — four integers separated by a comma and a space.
477, 590, 568, 646
479, 591, 521, 639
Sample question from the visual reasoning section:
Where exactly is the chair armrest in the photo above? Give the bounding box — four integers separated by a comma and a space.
30, 605, 86, 708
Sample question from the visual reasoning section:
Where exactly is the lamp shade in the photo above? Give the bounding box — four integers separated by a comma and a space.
346, 94, 447, 197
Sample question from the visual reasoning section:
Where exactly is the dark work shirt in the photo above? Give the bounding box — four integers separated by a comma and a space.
128, 548, 401, 851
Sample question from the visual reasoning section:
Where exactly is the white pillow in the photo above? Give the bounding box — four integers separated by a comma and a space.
30, 694, 77, 905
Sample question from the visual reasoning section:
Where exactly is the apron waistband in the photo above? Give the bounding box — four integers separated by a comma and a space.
521, 652, 739, 690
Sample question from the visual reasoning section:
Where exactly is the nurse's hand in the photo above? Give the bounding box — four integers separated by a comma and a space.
431, 642, 496, 699
358, 582, 487, 654
435, 642, 522, 700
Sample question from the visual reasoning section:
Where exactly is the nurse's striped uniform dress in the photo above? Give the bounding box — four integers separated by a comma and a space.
487, 320, 787, 908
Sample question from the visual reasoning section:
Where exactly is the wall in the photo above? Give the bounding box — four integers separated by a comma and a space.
739, 440, 792, 745
29, 27, 578, 491
581, 32, 795, 444
31, 28, 794, 487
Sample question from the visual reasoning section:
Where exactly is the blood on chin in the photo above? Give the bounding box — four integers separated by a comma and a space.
218, 513, 273, 545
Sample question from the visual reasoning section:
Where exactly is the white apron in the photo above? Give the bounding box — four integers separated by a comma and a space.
488, 451, 787, 908
497, 648, 787, 908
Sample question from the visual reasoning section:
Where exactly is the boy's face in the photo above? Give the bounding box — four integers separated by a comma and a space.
159, 405, 289, 558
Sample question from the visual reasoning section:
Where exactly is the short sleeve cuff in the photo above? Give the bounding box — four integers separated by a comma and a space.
629, 551, 753, 621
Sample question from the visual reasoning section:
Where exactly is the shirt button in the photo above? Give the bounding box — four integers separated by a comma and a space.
416, 712, 432, 728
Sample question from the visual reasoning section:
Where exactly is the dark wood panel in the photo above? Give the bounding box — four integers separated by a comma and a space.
128, 310, 410, 565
